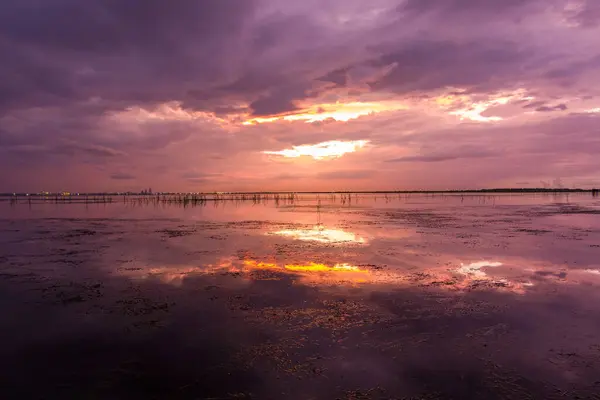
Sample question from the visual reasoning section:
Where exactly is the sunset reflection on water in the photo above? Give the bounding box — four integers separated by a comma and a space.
269, 225, 367, 244
99, 193, 600, 296
4, 192, 600, 398
117, 257, 539, 293
117, 259, 372, 286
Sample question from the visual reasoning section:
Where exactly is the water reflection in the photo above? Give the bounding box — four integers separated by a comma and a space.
117, 258, 372, 286
455, 261, 503, 279
11, 191, 595, 296
117, 256, 540, 293
119, 266, 208, 286
585, 269, 600, 275
269, 225, 367, 244
4, 192, 600, 398
242, 259, 371, 284
242, 260, 368, 273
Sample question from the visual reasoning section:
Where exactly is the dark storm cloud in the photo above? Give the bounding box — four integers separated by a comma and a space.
0, 0, 349, 121
318, 68, 349, 87
535, 104, 567, 112
0, 0, 583, 119
1, 0, 252, 52
247, 83, 324, 115
563, 0, 600, 28
400, 0, 541, 17
0, 0, 258, 113
543, 54, 600, 87
0, 0, 534, 116
367, 40, 531, 95
181, 172, 223, 184
110, 172, 136, 180
523, 101, 548, 109
50, 141, 127, 157
0, 0, 591, 117
248, 91, 302, 116
317, 170, 376, 180
271, 173, 305, 181
386, 147, 499, 163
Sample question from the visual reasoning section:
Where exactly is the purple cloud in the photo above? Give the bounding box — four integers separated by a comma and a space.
0, 0, 599, 191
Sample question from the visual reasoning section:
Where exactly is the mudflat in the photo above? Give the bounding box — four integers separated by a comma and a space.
1, 193, 600, 399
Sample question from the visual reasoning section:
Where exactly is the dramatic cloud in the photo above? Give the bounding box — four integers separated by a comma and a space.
1, 0, 600, 191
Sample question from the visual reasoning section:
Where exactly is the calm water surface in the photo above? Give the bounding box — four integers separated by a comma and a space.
1, 194, 600, 399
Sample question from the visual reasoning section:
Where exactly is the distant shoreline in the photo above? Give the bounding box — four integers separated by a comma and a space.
1, 188, 599, 197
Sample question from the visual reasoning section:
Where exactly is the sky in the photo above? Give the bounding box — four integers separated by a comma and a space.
1, 0, 600, 192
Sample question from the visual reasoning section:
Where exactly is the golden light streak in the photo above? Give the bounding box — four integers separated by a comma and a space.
284, 263, 366, 273
241, 259, 371, 285
242, 260, 369, 274
243, 101, 407, 125
264, 140, 368, 160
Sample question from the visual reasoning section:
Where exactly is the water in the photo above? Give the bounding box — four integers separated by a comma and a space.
1, 193, 600, 399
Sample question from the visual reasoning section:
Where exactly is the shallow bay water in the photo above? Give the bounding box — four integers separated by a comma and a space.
1, 193, 600, 399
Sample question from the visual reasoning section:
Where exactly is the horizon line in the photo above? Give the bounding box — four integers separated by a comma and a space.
2, 187, 599, 196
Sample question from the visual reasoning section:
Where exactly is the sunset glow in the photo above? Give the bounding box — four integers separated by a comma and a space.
264, 140, 368, 160
3, 0, 600, 193
244, 101, 407, 125
5, 0, 600, 396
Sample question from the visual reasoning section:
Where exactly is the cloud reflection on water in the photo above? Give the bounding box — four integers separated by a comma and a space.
117, 258, 372, 286
268, 225, 367, 244
585, 269, 600, 275
117, 257, 539, 293
455, 261, 503, 280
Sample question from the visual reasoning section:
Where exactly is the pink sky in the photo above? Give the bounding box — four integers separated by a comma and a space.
1, 0, 600, 192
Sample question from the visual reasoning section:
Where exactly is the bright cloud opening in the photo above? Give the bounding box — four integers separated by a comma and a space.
441, 89, 533, 122
244, 101, 407, 125
264, 140, 368, 160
